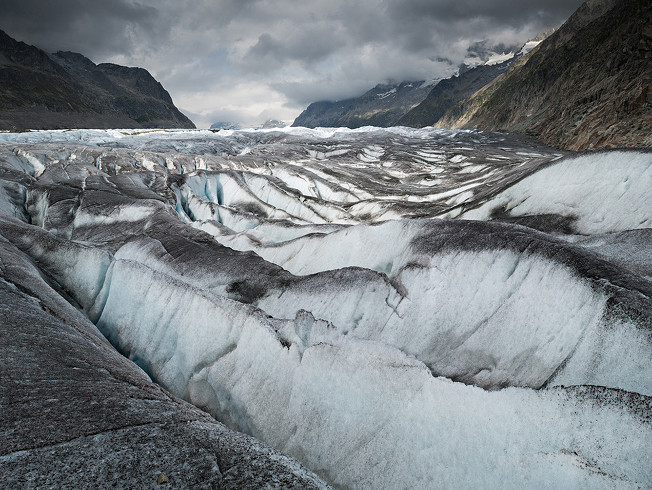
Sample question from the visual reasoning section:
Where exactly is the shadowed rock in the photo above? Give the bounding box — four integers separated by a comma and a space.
0, 30, 194, 131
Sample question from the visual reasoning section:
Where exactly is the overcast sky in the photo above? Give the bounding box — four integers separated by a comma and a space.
0, 0, 583, 127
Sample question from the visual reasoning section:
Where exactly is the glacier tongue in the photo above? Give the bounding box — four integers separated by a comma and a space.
0, 128, 650, 489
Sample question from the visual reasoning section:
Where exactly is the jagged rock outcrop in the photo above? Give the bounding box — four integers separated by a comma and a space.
292, 81, 432, 128
0, 30, 194, 130
436, 0, 652, 150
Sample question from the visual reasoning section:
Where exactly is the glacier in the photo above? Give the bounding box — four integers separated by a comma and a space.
0, 127, 650, 488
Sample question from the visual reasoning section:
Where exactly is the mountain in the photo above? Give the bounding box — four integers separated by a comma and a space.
292, 41, 531, 129
261, 119, 288, 128
0, 30, 194, 130
291, 99, 354, 128
292, 80, 432, 128
210, 121, 242, 130
398, 35, 554, 128
435, 0, 652, 150
397, 61, 512, 127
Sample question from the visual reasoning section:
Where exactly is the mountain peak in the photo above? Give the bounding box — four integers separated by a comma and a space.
0, 30, 194, 130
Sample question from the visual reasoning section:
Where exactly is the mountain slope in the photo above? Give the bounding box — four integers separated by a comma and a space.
292, 42, 528, 130
397, 61, 512, 127
291, 99, 356, 128
436, 0, 652, 150
0, 30, 194, 130
292, 81, 431, 128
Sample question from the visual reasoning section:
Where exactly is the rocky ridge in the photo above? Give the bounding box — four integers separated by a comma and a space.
0, 30, 194, 130
292, 80, 432, 128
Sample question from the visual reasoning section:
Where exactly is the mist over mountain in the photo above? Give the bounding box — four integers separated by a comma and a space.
293, 0, 651, 151
397, 61, 512, 127
210, 121, 242, 130
0, 30, 194, 130
292, 80, 433, 128
435, 0, 652, 150
292, 42, 524, 130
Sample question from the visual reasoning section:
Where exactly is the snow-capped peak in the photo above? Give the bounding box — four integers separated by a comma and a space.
484, 51, 516, 66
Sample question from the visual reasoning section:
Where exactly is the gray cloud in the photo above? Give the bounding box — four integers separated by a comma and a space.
0, 0, 163, 60
387, 0, 578, 24
0, 0, 584, 126
242, 27, 348, 73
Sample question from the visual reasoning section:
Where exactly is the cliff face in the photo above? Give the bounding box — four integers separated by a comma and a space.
0, 30, 194, 130
436, 0, 652, 150
292, 81, 432, 128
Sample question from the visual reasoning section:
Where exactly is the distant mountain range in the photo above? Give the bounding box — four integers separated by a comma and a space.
210, 121, 242, 130
0, 30, 194, 130
396, 62, 512, 127
292, 43, 532, 130
210, 119, 288, 130
292, 80, 434, 128
293, 0, 651, 150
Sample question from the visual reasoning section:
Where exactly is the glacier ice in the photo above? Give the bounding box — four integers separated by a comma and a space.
0, 128, 650, 489
0, 223, 329, 488
460, 151, 652, 233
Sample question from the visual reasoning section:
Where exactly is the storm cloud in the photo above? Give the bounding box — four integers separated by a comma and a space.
0, 0, 583, 127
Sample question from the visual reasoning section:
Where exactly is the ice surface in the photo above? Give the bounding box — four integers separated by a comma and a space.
462, 151, 652, 233
105, 217, 649, 394
565, 229, 652, 278
0, 128, 649, 489
65, 241, 649, 487
80, 261, 652, 487
0, 223, 329, 488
